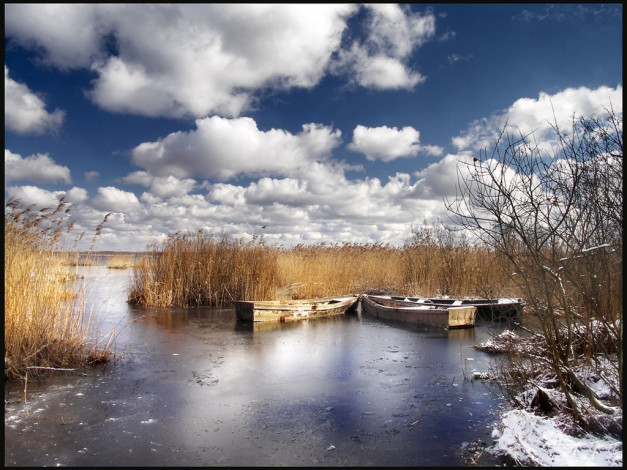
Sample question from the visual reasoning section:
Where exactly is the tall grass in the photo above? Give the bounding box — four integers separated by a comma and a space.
4, 199, 112, 380
128, 225, 519, 307
128, 231, 279, 307
105, 253, 137, 270
401, 221, 516, 298
277, 242, 404, 298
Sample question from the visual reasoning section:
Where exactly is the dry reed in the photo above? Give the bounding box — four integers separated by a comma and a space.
128, 225, 519, 308
105, 253, 136, 270
128, 231, 279, 307
277, 242, 404, 298
4, 199, 113, 380
400, 221, 517, 298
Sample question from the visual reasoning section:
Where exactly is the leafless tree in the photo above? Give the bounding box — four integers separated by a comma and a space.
446, 107, 622, 425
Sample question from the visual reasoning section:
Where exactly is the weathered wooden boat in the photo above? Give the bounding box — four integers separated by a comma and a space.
360, 294, 476, 330
233, 295, 359, 322
388, 296, 524, 320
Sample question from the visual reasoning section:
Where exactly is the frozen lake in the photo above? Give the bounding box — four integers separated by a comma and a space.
5, 266, 514, 466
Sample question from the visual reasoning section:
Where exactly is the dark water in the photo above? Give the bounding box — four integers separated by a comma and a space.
4, 267, 514, 466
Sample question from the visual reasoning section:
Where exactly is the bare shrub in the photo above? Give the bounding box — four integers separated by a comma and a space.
448, 107, 623, 425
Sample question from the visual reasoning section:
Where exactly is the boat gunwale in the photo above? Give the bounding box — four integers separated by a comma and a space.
363, 295, 448, 312
388, 295, 524, 308
233, 296, 359, 322
232, 296, 357, 310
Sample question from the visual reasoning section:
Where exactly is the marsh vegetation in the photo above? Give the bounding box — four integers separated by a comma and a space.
4, 199, 114, 380
127, 223, 519, 309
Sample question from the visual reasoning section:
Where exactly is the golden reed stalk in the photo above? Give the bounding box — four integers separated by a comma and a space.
128, 230, 519, 308
4, 200, 113, 380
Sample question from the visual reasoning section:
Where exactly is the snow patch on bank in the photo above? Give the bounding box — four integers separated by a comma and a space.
491, 409, 622, 466
478, 327, 623, 467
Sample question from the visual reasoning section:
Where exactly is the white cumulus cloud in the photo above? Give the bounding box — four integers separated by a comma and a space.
149, 177, 194, 199
4, 4, 437, 117
413, 153, 475, 199
4, 66, 65, 135
92, 186, 141, 212
123, 173, 197, 200
452, 85, 623, 152
349, 125, 443, 162
5, 185, 66, 208
5, 149, 71, 184
130, 116, 342, 181
5, 4, 357, 118
4, 5, 106, 69
65, 187, 90, 203
331, 4, 436, 90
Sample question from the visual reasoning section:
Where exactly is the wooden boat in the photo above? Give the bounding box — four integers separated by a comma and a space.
235, 313, 348, 332
360, 294, 476, 330
388, 296, 524, 320
233, 296, 359, 322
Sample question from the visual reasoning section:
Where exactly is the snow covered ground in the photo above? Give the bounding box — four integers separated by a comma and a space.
476, 329, 623, 466
490, 408, 622, 466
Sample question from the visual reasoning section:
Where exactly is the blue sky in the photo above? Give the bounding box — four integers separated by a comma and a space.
4, 3, 623, 251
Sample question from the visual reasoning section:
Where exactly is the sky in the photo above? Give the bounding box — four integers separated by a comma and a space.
4, 3, 623, 252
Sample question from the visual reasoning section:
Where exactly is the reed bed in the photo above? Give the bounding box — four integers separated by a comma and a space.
399, 222, 516, 298
128, 227, 519, 308
400, 243, 515, 298
105, 253, 137, 270
4, 200, 112, 380
277, 242, 404, 298
128, 232, 279, 307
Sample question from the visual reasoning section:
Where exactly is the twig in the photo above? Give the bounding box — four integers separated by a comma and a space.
513, 321, 544, 339
23, 343, 50, 361
23, 366, 77, 404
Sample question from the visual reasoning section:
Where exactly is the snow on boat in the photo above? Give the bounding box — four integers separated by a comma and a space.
233, 295, 359, 322
388, 296, 524, 320
360, 294, 476, 330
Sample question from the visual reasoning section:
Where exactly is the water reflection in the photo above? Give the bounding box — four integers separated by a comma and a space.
235, 318, 306, 333
129, 304, 236, 330
5, 266, 511, 467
